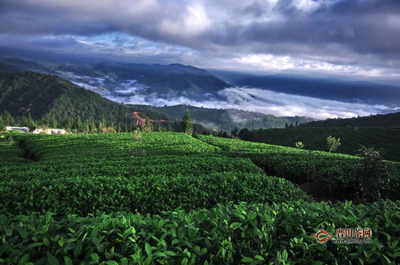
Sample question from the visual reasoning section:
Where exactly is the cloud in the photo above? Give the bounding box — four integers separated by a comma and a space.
65, 71, 399, 119
1, 0, 400, 80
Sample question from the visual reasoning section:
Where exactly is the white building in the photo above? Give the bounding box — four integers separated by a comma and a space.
51, 129, 67, 135
6, 127, 29, 133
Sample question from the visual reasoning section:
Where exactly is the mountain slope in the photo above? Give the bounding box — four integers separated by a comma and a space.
0, 52, 232, 102
132, 104, 312, 131
93, 62, 231, 93
0, 71, 169, 123
301, 112, 400, 128
237, 126, 400, 162
58, 62, 232, 101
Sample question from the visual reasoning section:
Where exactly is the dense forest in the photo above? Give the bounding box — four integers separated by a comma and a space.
0, 72, 207, 133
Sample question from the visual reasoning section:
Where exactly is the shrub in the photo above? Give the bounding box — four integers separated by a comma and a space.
295, 141, 304, 149
1, 201, 400, 264
101, 126, 116, 133
357, 145, 396, 202
327, 135, 341, 153
7, 136, 14, 146
132, 129, 142, 141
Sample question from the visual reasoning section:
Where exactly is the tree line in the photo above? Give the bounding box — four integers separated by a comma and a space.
0, 109, 202, 135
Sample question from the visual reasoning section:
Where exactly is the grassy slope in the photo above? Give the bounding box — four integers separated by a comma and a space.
244, 127, 400, 162
301, 112, 400, 127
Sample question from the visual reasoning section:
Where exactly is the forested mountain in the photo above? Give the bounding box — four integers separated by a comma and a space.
0, 54, 232, 101
132, 104, 312, 131
92, 62, 231, 94
0, 71, 169, 125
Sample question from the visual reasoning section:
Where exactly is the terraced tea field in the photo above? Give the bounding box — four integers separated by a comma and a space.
1, 132, 400, 264
240, 127, 400, 162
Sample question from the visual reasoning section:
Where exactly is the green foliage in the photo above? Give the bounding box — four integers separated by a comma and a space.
0, 71, 170, 132
0, 173, 310, 216
2, 110, 15, 126
181, 110, 193, 135
357, 145, 396, 202
303, 111, 400, 127
231, 127, 239, 137
6, 136, 14, 146
2, 132, 400, 263
1, 201, 400, 264
196, 135, 400, 201
133, 104, 312, 131
132, 129, 142, 141
0, 116, 5, 131
143, 117, 152, 132
295, 141, 304, 149
327, 135, 341, 153
235, 127, 400, 162
1, 133, 306, 216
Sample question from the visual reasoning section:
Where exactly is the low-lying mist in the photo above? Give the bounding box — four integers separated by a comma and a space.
65, 73, 399, 120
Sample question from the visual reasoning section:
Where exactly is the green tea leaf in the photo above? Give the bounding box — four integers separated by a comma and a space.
47, 253, 59, 265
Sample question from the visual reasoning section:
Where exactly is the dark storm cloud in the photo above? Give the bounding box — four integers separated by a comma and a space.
204, 0, 400, 56
0, 0, 400, 78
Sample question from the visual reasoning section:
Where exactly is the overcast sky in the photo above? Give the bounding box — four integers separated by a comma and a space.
1, 0, 400, 81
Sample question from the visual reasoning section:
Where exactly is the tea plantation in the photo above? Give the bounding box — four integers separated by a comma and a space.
1, 132, 400, 264
238, 127, 400, 162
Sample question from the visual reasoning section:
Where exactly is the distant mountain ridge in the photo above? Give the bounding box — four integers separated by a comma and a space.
91, 61, 231, 96
0, 55, 232, 102
132, 104, 312, 131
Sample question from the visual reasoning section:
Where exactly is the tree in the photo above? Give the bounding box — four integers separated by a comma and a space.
357, 145, 394, 202
27, 113, 36, 131
98, 121, 104, 133
143, 117, 152, 132
231, 127, 239, 137
82, 120, 90, 134
74, 115, 83, 132
49, 115, 58, 128
38, 114, 50, 129
88, 117, 96, 133
295, 141, 304, 149
19, 115, 29, 127
327, 135, 341, 153
181, 110, 193, 135
0, 117, 5, 132
62, 117, 74, 130
2, 110, 15, 126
